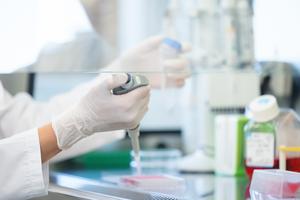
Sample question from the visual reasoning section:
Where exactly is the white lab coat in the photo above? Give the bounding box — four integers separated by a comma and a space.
0, 0, 123, 198
0, 80, 125, 199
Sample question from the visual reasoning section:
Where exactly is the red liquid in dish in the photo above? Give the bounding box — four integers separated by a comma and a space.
245, 157, 300, 178
286, 182, 300, 194
245, 158, 300, 199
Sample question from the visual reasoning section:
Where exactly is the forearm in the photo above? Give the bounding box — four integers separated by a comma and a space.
38, 123, 61, 163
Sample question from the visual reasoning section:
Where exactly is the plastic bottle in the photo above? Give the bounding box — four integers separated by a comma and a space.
160, 38, 182, 110
160, 38, 182, 59
160, 38, 182, 89
244, 95, 279, 178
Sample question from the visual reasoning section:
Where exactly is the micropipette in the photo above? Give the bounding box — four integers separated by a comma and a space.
127, 125, 142, 175
112, 73, 149, 175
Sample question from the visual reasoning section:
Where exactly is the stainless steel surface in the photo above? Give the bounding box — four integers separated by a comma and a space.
47, 173, 185, 200
42, 171, 248, 200
31, 183, 128, 200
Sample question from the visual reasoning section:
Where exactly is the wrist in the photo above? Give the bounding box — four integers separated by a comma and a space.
38, 123, 61, 163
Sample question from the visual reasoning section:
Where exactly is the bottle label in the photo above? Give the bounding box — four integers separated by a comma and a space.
246, 132, 274, 167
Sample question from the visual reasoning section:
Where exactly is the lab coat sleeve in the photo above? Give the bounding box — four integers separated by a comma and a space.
0, 129, 48, 200
0, 80, 125, 162
0, 78, 100, 135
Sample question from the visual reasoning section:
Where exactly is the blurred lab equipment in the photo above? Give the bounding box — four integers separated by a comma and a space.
250, 170, 300, 200
221, 0, 255, 69
244, 95, 279, 178
180, 71, 259, 172
214, 115, 248, 176
176, 0, 259, 173
276, 110, 300, 173
189, 0, 222, 69
130, 149, 181, 173
279, 146, 300, 171
259, 61, 294, 107
215, 176, 248, 200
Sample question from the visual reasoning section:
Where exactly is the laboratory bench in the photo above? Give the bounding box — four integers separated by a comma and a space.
32, 169, 250, 200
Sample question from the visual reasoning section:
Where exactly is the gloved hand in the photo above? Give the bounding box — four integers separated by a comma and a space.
107, 36, 192, 88
52, 73, 150, 150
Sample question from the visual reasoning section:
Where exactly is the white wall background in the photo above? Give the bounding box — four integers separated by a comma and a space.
254, 0, 300, 62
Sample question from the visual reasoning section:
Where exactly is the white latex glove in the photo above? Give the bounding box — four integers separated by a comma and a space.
107, 36, 192, 88
52, 73, 150, 150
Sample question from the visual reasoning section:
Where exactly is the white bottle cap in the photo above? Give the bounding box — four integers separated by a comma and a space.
249, 95, 279, 122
